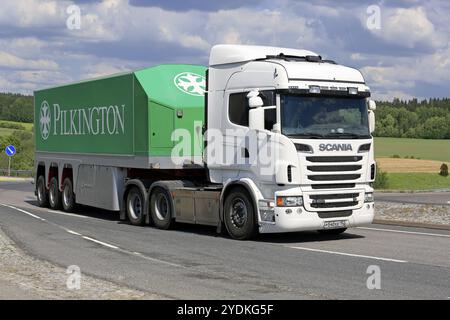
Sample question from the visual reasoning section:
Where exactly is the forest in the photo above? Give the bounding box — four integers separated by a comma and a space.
0, 92, 449, 139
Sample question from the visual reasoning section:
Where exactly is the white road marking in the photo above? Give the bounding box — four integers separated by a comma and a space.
0, 203, 188, 269
47, 210, 89, 219
81, 236, 119, 249
357, 226, 450, 238
288, 246, 408, 263
64, 229, 82, 236
0, 203, 46, 221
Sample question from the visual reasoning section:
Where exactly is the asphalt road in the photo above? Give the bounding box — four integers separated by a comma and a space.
375, 192, 450, 206
0, 180, 449, 299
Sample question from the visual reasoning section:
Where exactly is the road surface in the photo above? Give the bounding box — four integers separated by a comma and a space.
0, 180, 449, 299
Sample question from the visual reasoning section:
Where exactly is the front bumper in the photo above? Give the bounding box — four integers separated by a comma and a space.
258, 202, 374, 234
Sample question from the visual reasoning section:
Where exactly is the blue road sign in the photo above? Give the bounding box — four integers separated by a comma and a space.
5, 145, 16, 157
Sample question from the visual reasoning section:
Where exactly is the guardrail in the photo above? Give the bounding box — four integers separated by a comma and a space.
0, 169, 33, 177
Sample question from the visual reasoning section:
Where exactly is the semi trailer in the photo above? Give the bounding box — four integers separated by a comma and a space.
34, 44, 376, 240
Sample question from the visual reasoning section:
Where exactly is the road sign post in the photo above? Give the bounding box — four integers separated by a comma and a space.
5, 145, 16, 177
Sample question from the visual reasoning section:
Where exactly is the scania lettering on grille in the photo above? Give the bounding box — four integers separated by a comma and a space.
319, 143, 353, 151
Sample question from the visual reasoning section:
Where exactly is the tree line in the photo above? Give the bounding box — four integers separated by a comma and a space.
0, 92, 449, 139
0, 92, 33, 123
373, 98, 450, 139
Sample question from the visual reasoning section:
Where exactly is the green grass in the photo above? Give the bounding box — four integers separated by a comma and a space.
0, 127, 16, 136
381, 172, 450, 190
374, 137, 450, 162
0, 120, 33, 130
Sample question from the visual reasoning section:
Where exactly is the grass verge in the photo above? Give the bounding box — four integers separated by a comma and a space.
380, 172, 450, 191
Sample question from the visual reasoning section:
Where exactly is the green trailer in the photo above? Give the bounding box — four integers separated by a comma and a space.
35, 64, 207, 164
34, 64, 208, 213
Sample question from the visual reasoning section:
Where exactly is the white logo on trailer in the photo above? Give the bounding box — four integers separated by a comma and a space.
173, 72, 206, 96
40, 100, 51, 140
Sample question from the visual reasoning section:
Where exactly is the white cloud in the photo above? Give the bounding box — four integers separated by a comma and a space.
367, 6, 447, 50
0, 51, 58, 70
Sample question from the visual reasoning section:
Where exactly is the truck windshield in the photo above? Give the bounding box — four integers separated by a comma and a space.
280, 95, 370, 139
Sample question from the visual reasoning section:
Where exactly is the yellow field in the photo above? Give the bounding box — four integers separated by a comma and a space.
376, 157, 450, 173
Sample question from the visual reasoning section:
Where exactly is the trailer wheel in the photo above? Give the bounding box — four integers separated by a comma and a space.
150, 187, 174, 230
223, 187, 257, 240
126, 187, 145, 226
62, 178, 76, 212
48, 177, 61, 210
36, 175, 49, 207
318, 228, 347, 235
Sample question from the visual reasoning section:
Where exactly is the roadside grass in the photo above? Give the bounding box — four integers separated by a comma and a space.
0, 120, 33, 131
380, 172, 450, 191
374, 137, 450, 162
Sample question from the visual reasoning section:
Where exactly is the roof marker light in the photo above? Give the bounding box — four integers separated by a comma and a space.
309, 86, 320, 94
348, 87, 358, 95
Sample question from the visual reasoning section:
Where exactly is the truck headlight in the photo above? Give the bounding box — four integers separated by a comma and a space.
276, 196, 303, 207
364, 192, 374, 203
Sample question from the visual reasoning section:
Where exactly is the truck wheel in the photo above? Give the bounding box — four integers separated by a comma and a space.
150, 187, 174, 230
223, 187, 257, 240
62, 178, 76, 212
318, 228, 347, 235
126, 187, 145, 226
36, 175, 49, 207
48, 177, 61, 210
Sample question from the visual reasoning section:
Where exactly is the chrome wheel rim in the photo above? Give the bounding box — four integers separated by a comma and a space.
128, 192, 142, 220
63, 184, 71, 207
154, 193, 169, 221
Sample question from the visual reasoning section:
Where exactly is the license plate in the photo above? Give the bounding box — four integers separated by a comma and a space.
323, 220, 347, 229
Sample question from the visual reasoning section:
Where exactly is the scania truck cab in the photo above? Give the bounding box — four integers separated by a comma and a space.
34, 44, 376, 240
205, 45, 376, 237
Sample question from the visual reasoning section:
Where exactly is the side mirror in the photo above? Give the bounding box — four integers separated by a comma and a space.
368, 100, 376, 133
247, 90, 264, 130
247, 90, 263, 108
249, 108, 265, 130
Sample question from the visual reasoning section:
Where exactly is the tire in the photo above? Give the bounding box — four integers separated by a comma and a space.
48, 176, 61, 210
62, 178, 76, 212
36, 175, 49, 207
318, 228, 347, 235
150, 187, 174, 230
223, 187, 257, 240
126, 187, 146, 226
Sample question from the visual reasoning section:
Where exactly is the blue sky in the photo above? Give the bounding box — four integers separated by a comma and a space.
0, 0, 449, 100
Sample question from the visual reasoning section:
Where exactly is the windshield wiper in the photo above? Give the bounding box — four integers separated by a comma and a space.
287, 133, 324, 139
324, 133, 370, 139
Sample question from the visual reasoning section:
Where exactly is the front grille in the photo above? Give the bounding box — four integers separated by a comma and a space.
306, 156, 362, 163
311, 183, 355, 189
307, 165, 362, 172
311, 201, 358, 208
310, 193, 358, 200
308, 174, 360, 181
306, 191, 361, 212
318, 210, 352, 219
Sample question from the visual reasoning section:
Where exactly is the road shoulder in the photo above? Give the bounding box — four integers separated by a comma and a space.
0, 226, 160, 300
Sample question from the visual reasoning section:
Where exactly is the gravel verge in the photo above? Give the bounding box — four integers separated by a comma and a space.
0, 227, 161, 300
375, 201, 450, 226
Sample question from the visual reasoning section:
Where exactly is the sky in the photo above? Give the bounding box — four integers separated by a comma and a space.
0, 0, 449, 101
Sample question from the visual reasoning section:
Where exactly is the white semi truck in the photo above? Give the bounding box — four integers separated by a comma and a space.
34, 44, 376, 240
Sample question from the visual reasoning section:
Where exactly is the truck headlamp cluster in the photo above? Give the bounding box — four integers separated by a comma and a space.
258, 200, 275, 222
364, 192, 374, 203
276, 196, 303, 207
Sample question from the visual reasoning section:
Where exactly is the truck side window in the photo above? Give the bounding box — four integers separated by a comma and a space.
228, 93, 249, 126
264, 108, 276, 131
228, 90, 276, 127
